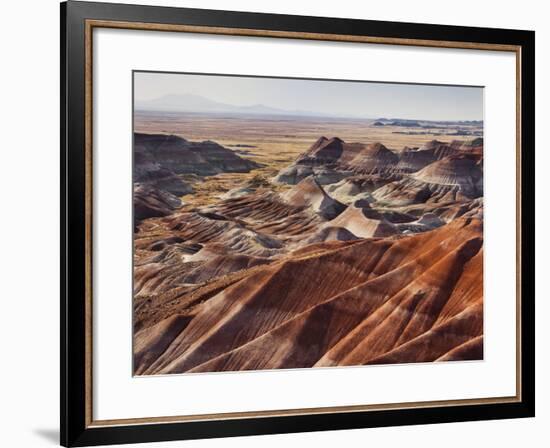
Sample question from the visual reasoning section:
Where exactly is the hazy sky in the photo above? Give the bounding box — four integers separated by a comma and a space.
134, 71, 483, 121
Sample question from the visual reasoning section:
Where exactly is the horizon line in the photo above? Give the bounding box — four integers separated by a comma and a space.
133, 107, 484, 124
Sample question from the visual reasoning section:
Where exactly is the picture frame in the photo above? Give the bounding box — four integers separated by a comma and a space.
61, 1, 535, 446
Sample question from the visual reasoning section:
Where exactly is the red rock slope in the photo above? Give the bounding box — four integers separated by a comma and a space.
134, 217, 483, 375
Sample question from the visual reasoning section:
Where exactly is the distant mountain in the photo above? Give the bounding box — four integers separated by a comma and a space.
135, 94, 357, 118
135, 94, 482, 122
136, 94, 239, 114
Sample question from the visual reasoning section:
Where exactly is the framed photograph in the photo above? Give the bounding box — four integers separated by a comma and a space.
61, 1, 535, 446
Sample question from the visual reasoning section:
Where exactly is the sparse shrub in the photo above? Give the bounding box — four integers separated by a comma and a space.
247, 174, 271, 188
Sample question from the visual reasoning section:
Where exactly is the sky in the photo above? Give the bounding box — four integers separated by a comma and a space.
134, 71, 483, 121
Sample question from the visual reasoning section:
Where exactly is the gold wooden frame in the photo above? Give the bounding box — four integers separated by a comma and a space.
83, 19, 522, 428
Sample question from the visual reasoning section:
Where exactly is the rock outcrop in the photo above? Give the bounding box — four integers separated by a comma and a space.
135, 133, 261, 176
274, 137, 402, 187
296, 137, 399, 174
134, 144, 193, 196
373, 154, 483, 205
134, 184, 182, 228
328, 204, 397, 238
282, 177, 346, 220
